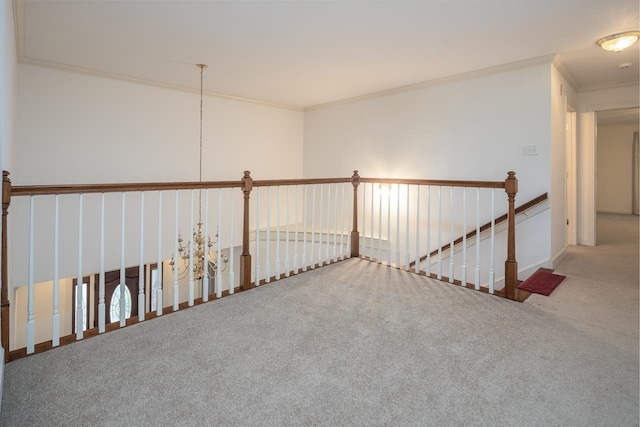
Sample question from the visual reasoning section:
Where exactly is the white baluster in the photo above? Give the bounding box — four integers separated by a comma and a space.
285, 185, 290, 276
345, 184, 353, 258
475, 188, 481, 290
426, 186, 431, 277
377, 184, 382, 264
294, 185, 299, 272
449, 187, 455, 283
437, 186, 442, 280
138, 192, 146, 320
275, 186, 281, 279
52, 195, 61, 345
461, 188, 467, 288
203, 189, 209, 302
265, 187, 271, 281
346, 184, 352, 257
370, 183, 374, 261
340, 183, 345, 260
310, 185, 315, 269
405, 184, 410, 271
326, 183, 331, 263
362, 182, 366, 259
188, 190, 195, 306
173, 190, 180, 311
120, 193, 126, 327
302, 185, 308, 271
217, 188, 223, 296
26, 196, 35, 353
229, 188, 235, 293
318, 184, 324, 267
489, 188, 495, 294
396, 184, 400, 268
255, 187, 261, 285
334, 183, 339, 262
156, 192, 163, 316
386, 184, 391, 267
415, 186, 421, 273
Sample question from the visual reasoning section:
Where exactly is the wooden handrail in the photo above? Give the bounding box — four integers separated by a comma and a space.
360, 177, 506, 189
2, 171, 10, 362
253, 177, 351, 187
409, 192, 548, 268
10, 180, 244, 197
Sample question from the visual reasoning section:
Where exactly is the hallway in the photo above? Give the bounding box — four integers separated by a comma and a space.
526, 213, 639, 358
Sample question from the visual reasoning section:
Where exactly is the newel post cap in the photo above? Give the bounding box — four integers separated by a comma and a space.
351, 170, 360, 186
505, 171, 518, 194
242, 170, 253, 192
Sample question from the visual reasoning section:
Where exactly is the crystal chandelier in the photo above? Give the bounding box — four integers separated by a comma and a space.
170, 64, 228, 284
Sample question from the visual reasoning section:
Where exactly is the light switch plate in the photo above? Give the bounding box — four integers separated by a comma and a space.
520, 144, 539, 156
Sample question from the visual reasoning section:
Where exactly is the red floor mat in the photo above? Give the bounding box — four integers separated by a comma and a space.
517, 270, 566, 296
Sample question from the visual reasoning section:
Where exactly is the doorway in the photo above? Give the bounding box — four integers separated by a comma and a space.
94, 266, 139, 326
595, 108, 640, 236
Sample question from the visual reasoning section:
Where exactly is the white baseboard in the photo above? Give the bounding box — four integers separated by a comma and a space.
551, 248, 567, 269
597, 209, 633, 214
0, 347, 4, 413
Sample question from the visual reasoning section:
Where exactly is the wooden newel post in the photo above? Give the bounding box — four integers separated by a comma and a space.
1, 171, 11, 361
504, 171, 518, 300
240, 171, 253, 291
350, 170, 360, 257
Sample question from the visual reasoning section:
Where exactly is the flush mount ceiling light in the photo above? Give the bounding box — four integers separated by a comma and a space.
596, 31, 640, 52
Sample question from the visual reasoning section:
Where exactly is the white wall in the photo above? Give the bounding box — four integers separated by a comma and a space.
304, 63, 554, 269
596, 123, 639, 214
0, 0, 18, 399
10, 64, 304, 288
549, 65, 577, 265
16, 64, 303, 184
576, 84, 640, 245
0, 0, 17, 172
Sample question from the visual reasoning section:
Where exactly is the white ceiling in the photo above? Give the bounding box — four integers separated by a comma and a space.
17, 0, 640, 109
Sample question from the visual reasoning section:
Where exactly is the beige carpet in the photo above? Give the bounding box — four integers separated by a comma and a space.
527, 213, 639, 357
1, 213, 638, 426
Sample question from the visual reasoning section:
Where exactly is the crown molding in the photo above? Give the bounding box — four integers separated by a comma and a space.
19, 56, 303, 112
12, 0, 24, 61
551, 54, 581, 93
13, 0, 301, 113
579, 80, 639, 93
304, 54, 557, 112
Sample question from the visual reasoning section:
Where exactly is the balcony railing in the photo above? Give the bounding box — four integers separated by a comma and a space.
1, 170, 518, 361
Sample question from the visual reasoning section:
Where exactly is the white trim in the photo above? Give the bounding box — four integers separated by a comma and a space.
12, 0, 24, 62
19, 57, 303, 112
596, 209, 634, 214
580, 81, 640, 93
552, 54, 581, 93
579, 111, 597, 246
587, 100, 639, 113
305, 54, 557, 111
550, 247, 567, 269
0, 347, 3, 413
566, 110, 578, 245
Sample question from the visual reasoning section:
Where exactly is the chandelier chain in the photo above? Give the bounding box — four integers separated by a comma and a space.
198, 64, 204, 221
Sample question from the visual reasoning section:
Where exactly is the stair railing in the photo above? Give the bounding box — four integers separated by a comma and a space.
0, 170, 517, 362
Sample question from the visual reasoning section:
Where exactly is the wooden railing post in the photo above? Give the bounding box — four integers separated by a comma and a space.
2, 171, 11, 361
240, 171, 253, 291
504, 171, 518, 300
350, 170, 360, 257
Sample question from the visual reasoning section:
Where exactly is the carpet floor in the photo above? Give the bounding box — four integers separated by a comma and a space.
1, 213, 638, 426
